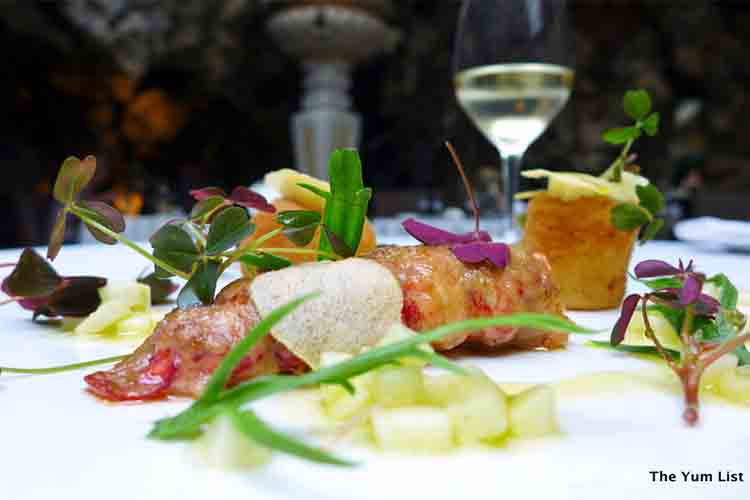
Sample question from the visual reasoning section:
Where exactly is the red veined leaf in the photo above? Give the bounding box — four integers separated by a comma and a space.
229, 186, 275, 213
189, 187, 226, 201
77, 201, 126, 245
32, 276, 107, 319
2, 248, 62, 298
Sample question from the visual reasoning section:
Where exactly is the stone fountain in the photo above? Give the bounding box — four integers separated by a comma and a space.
264, 1, 396, 179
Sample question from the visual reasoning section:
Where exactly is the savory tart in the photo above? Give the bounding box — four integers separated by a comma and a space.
519, 170, 646, 310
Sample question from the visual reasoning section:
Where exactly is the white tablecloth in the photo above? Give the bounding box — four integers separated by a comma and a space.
0, 240, 748, 500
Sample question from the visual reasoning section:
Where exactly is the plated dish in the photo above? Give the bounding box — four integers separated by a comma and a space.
1, 91, 749, 478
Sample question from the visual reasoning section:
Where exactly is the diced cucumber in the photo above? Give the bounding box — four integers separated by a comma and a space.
319, 352, 373, 420
446, 378, 508, 444
74, 301, 133, 335
371, 406, 454, 453
98, 282, 151, 311
115, 312, 155, 336
624, 309, 682, 351
718, 365, 750, 405
371, 365, 425, 408
508, 385, 559, 438
195, 414, 271, 469
701, 354, 737, 393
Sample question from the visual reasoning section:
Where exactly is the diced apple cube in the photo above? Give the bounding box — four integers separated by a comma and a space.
74, 301, 133, 335
375, 323, 433, 367
701, 354, 737, 393
718, 365, 750, 405
371, 406, 453, 453
319, 352, 373, 420
115, 312, 154, 336
446, 379, 508, 444
508, 385, 559, 438
423, 373, 466, 406
98, 282, 151, 311
624, 310, 682, 351
195, 414, 271, 469
371, 365, 425, 407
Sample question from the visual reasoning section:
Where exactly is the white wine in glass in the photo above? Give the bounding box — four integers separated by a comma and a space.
455, 63, 573, 157
453, 0, 574, 241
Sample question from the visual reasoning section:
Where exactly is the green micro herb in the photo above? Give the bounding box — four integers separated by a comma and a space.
600, 90, 664, 243
147, 301, 592, 465
2, 151, 365, 317
603, 258, 749, 426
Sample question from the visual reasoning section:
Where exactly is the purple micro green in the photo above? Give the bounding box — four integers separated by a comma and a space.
678, 259, 694, 273
695, 294, 720, 316
608, 256, 750, 426
679, 274, 703, 306
402, 218, 491, 246
610, 293, 641, 346
451, 242, 510, 268
400, 143, 510, 269
634, 259, 681, 278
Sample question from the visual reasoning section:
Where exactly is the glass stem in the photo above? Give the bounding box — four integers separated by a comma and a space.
500, 152, 522, 241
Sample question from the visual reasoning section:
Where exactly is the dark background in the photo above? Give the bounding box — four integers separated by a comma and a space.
1, 0, 749, 248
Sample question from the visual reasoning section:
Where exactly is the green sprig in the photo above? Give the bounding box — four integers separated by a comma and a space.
601, 90, 660, 182
0, 354, 128, 375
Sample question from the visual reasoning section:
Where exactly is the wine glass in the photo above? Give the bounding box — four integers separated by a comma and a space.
453, 0, 574, 241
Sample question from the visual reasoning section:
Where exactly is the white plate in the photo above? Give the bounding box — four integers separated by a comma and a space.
0, 242, 748, 500
674, 216, 750, 252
